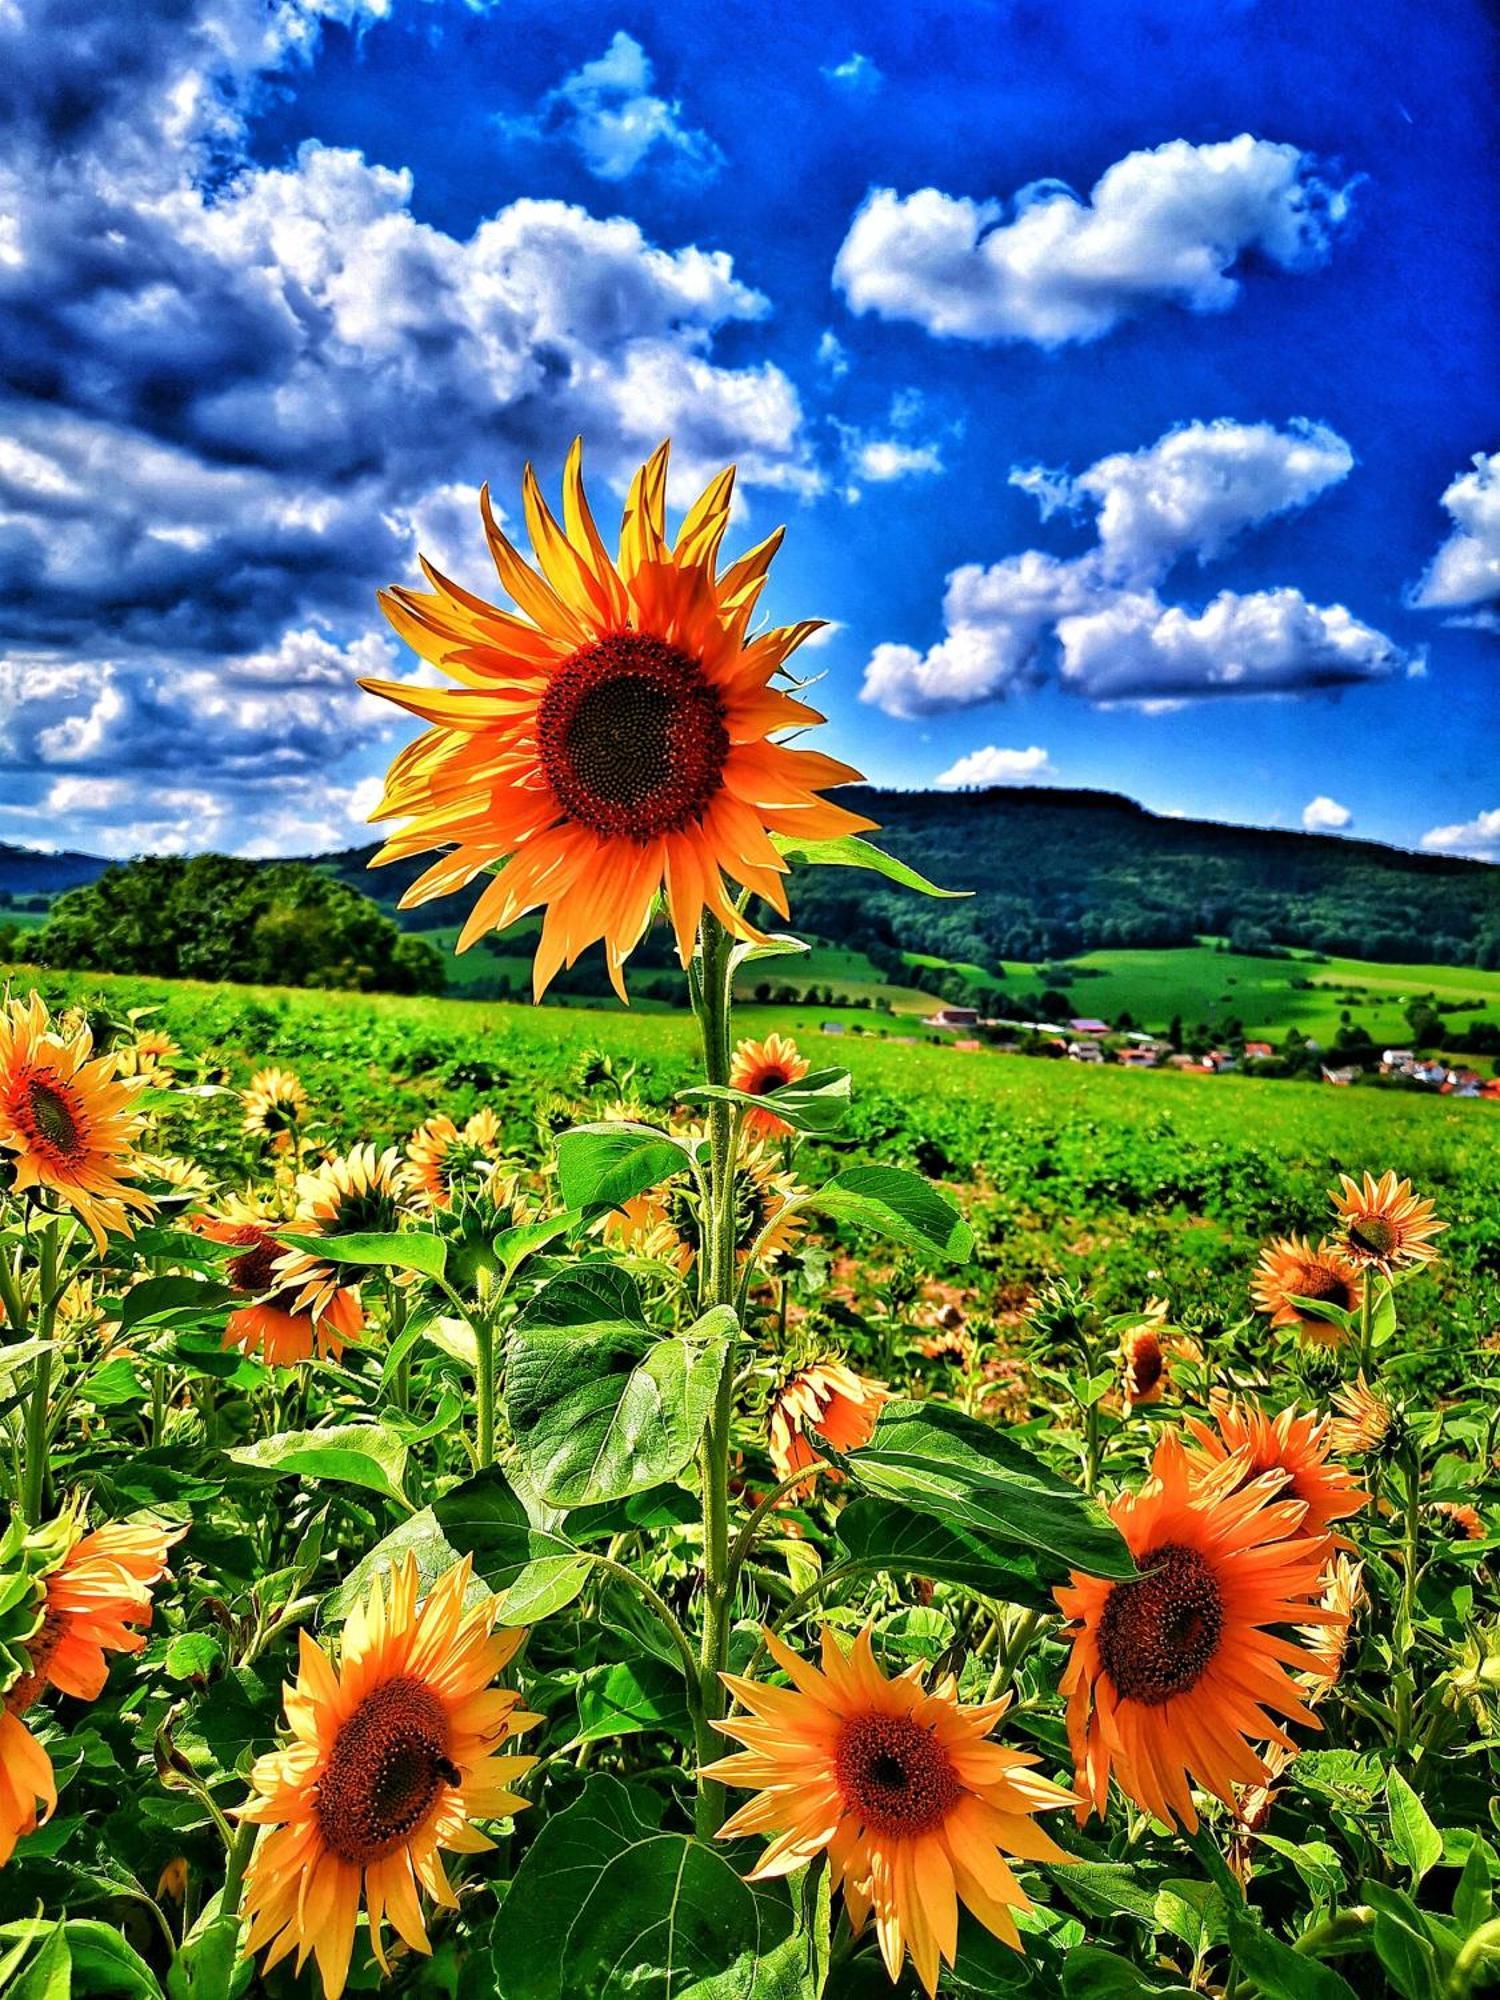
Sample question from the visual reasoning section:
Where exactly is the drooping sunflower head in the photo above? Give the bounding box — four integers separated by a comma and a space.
364, 440, 874, 999
0, 992, 155, 1253
1056, 1432, 1335, 1831
241, 1068, 309, 1145
1184, 1393, 1369, 1543
196, 1203, 365, 1368
729, 1032, 810, 1137
1250, 1234, 1363, 1344
706, 1625, 1076, 1996
1329, 1171, 1445, 1274
1117, 1300, 1172, 1408
295, 1145, 411, 1237
240, 1554, 537, 2000
767, 1359, 890, 1489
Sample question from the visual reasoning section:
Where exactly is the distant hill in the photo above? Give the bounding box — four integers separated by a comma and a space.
8, 790, 1498, 973
317, 787, 1500, 972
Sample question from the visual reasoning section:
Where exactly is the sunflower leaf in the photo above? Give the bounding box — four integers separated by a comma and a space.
802, 1166, 973, 1261
678, 1067, 852, 1134
771, 831, 967, 898
555, 1124, 693, 1212
277, 1229, 447, 1282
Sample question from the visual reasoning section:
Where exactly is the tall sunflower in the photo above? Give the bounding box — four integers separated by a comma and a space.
1329, 1171, 1444, 1274
1250, 1235, 1363, 1344
1056, 1433, 1335, 1831
705, 1625, 1075, 1996
0, 994, 154, 1253
239, 1555, 536, 2000
406, 1113, 501, 1212
364, 441, 874, 998
1184, 1394, 1369, 1543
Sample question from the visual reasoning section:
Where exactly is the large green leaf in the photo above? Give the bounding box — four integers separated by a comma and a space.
225, 1422, 410, 1510
0, 1918, 164, 1998
277, 1228, 447, 1282
771, 830, 965, 899
679, 1068, 851, 1136
507, 1308, 734, 1507
492, 1776, 809, 2000
1388, 1770, 1443, 1884
433, 1469, 593, 1623
573, 1658, 692, 1745
555, 1125, 692, 1212
834, 1401, 1135, 1581
117, 1276, 239, 1332
516, 1263, 646, 1330
1061, 1948, 1197, 1998
835, 1496, 1057, 1610
803, 1167, 973, 1262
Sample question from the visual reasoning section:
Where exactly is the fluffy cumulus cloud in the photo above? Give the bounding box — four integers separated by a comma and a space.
822, 52, 883, 94
833, 136, 1355, 347
510, 31, 723, 183
861, 418, 1404, 716
1420, 809, 1500, 861
934, 745, 1054, 788
1408, 451, 1500, 613
1302, 795, 1353, 830
0, 0, 819, 852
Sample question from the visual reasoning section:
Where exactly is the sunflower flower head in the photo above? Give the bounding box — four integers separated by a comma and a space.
1118, 1299, 1174, 1409
767, 1360, 890, 1493
1329, 1171, 1445, 1274
239, 1554, 537, 2000
705, 1625, 1076, 1996
270, 1145, 412, 1323
241, 1067, 309, 1147
0, 992, 155, 1253
729, 1032, 811, 1137
365, 440, 873, 999
1298, 1554, 1366, 1686
1250, 1234, 1364, 1345
195, 1204, 366, 1368
406, 1113, 501, 1212
1434, 1501, 1486, 1541
0, 1710, 54, 1868
1056, 1432, 1336, 1832
1184, 1393, 1369, 1543
1329, 1372, 1406, 1460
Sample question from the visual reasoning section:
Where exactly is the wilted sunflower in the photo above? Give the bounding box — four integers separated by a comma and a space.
705, 1625, 1075, 1996
729, 1033, 810, 1138
0, 1710, 54, 1867
767, 1360, 890, 1491
1329, 1171, 1445, 1274
1118, 1300, 1173, 1408
406, 1112, 500, 1212
241, 1067, 309, 1147
1184, 1394, 1369, 1544
196, 1206, 364, 1368
1056, 1432, 1335, 1831
1250, 1235, 1363, 1344
6, 1512, 181, 1713
364, 440, 874, 998
0, 993, 154, 1253
239, 1555, 536, 2000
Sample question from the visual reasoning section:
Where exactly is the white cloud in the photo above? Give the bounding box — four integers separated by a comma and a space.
1408, 451, 1500, 611
935, 744, 1054, 788
853, 438, 944, 482
861, 417, 1401, 716
816, 329, 851, 379
834, 136, 1354, 347
1301, 794, 1353, 830
1420, 809, 1500, 861
822, 52, 882, 93
519, 31, 723, 183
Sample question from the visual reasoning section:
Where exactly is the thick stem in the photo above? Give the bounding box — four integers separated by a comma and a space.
21, 1219, 60, 1523
474, 1315, 497, 1470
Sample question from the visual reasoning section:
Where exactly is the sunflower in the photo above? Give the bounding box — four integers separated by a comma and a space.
1298, 1555, 1365, 1685
705, 1625, 1075, 1996
406, 1113, 500, 1212
363, 440, 874, 999
242, 1068, 310, 1147
1056, 1432, 1335, 1832
1329, 1171, 1445, 1274
111, 1028, 181, 1079
195, 1205, 365, 1368
767, 1361, 890, 1492
1328, 1373, 1399, 1457
1184, 1394, 1369, 1543
239, 1554, 536, 2000
276, 1146, 412, 1321
1434, 1501, 1485, 1541
0, 1710, 54, 1868
729, 1033, 810, 1138
6, 1513, 182, 1713
0, 993, 154, 1253
1250, 1235, 1364, 1344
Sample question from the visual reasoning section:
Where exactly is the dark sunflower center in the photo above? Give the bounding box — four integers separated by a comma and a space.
1126, 1333, 1164, 1394
25, 1079, 82, 1159
753, 1068, 790, 1095
1096, 1542, 1224, 1706
835, 1712, 962, 1837
537, 632, 729, 841
316, 1676, 459, 1865
225, 1226, 283, 1296
1347, 1214, 1396, 1258
1298, 1261, 1359, 1310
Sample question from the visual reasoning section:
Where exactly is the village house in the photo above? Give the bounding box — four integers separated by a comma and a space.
1243, 1041, 1274, 1061
923, 1005, 980, 1030
1067, 1039, 1106, 1063
1068, 1017, 1110, 1037
1321, 1064, 1362, 1086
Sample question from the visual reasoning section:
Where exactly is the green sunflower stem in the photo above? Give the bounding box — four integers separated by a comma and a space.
1358, 1279, 1377, 1375
693, 910, 739, 1838
21, 1217, 61, 1525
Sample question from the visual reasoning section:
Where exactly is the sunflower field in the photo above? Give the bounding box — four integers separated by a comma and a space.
3, 446, 1500, 2000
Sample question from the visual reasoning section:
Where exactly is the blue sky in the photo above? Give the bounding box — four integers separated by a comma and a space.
0, 0, 1495, 862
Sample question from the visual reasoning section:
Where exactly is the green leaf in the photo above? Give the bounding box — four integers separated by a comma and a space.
117, 1276, 239, 1332
1216, 1895, 1361, 2000
1388, 1770, 1444, 1883
515, 1263, 645, 1330
433, 1469, 593, 1623
555, 1124, 691, 1212
771, 830, 966, 898
0, 1919, 165, 1999
225, 1422, 410, 1509
163, 1632, 223, 1682
1452, 1836, 1494, 1931
803, 1167, 973, 1262
277, 1229, 447, 1282
835, 1400, 1136, 1581
835, 1496, 1057, 1610
1363, 1882, 1446, 2000
506, 1308, 734, 1507
7, 1924, 70, 2000
679, 1068, 851, 1136
492, 1212, 583, 1280
574, 1658, 692, 1745
0, 1339, 55, 1392
1061, 1948, 1197, 1999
